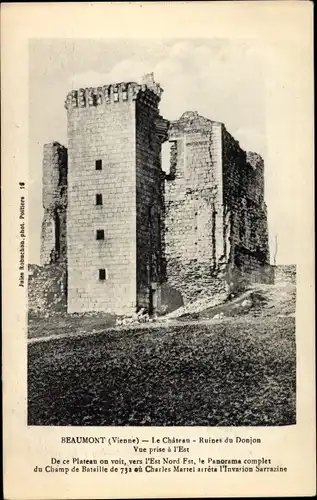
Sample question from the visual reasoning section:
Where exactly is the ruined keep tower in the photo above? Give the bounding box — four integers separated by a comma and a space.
165, 113, 227, 300
165, 111, 270, 301
40, 142, 67, 265
65, 73, 169, 315
38, 73, 271, 316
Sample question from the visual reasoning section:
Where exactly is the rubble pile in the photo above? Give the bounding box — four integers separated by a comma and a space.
164, 290, 228, 319
28, 263, 67, 316
116, 308, 153, 326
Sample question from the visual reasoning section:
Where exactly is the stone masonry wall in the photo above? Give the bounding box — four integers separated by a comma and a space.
165, 112, 228, 303
273, 264, 296, 285
135, 80, 168, 312
65, 77, 166, 315
65, 85, 137, 315
40, 75, 271, 315
40, 142, 67, 265
28, 263, 67, 316
222, 128, 271, 286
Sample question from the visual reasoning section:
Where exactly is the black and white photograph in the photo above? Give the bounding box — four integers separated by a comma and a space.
3, 3, 315, 500
27, 38, 297, 427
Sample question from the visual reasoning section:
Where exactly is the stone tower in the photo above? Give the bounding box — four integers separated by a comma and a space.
40, 142, 67, 265
165, 111, 270, 302
165, 112, 227, 301
65, 73, 169, 315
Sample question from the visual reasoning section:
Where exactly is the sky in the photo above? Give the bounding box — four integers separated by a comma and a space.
29, 38, 290, 265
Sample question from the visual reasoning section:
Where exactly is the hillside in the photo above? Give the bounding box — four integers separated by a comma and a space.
28, 315, 295, 426
171, 282, 296, 322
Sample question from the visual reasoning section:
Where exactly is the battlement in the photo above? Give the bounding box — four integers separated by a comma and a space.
65, 73, 163, 111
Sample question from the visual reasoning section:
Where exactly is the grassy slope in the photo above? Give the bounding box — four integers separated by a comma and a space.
28, 312, 117, 339
28, 316, 295, 426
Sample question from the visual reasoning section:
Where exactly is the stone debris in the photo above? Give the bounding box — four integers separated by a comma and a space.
28, 263, 67, 315
212, 312, 225, 320
166, 291, 228, 319
116, 308, 152, 326
241, 299, 253, 308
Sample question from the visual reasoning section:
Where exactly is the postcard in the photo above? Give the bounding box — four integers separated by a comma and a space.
2, 2, 315, 498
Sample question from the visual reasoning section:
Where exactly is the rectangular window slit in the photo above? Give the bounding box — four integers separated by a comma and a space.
95, 159, 102, 170
96, 229, 104, 240
96, 194, 103, 205
99, 268, 107, 280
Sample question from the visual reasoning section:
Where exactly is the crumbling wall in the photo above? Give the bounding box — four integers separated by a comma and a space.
222, 128, 271, 286
40, 142, 67, 265
135, 76, 168, 312
164, 114, 271, 303
40, 75, 272, 316
165, 112, 228, 303
273, 265, 296, 285
28, 263, 67, 316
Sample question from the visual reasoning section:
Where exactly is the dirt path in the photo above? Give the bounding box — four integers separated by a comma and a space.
27, 316, 236, 345
27, 314, 288, 345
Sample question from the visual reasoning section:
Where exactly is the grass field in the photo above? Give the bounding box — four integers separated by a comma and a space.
28, 316, 296, 426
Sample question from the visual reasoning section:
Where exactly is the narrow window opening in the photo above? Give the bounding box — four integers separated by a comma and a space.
96, 229, 104, 240
99, 268, 107, 280
95, 159, 102, 170
96, 194, 103, 205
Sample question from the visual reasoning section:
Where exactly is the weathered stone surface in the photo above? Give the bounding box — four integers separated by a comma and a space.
165, 113, 227, 303
135, 96, 168, 313
38, 76, 271, 316
28, 263, 67, 316
65, 76, 167, 315
40, 142, 67, 265
273, 265, 296, 285
165, 112, 271, 303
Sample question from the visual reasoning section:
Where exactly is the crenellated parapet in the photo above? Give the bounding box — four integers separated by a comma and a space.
65, 77, 163, 111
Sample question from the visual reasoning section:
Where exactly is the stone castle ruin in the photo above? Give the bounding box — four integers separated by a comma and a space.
36, 73, 271, 316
